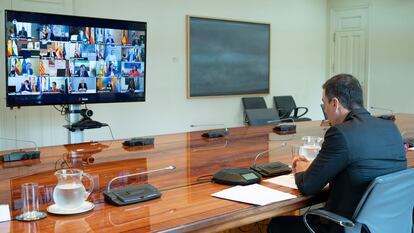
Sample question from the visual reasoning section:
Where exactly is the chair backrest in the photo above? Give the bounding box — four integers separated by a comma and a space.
242, 97, 267, 110
321, 104, 328, 120
273, 96, 296, 118
245, 108, 280, 126
350, 168, 414, 233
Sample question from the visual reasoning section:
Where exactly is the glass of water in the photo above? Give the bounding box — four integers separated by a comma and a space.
16, 183, 47, 221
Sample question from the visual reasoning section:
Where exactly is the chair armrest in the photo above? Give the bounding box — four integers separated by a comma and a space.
303, 209, 355, 233
294, 107, 308, 118
277, 108, 293, 119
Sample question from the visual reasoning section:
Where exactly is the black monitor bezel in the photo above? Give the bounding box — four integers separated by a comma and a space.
4, 10, 147, 107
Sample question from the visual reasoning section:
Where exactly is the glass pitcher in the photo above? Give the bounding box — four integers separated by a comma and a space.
301, 136, 323, 160
53, 169, 94, 209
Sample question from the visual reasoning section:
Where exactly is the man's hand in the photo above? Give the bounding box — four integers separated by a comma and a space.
292, 155, 312, 174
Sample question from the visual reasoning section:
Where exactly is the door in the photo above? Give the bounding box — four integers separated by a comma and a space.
333, 30, 367, 87
330, 7, 369, 106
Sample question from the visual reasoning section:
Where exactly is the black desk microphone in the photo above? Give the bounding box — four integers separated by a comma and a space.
267, 118, 296, 134
370, 106, 396, 121
250, 142, 292, 177
104, 165, 176, 206
0, 137, 40, 162
190, 124, 229, 138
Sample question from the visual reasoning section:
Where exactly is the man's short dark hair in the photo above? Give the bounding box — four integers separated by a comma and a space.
322, 74, 363, 110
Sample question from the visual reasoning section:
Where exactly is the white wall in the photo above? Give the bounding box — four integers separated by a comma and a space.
0, 0, 74, 150
328, 0, 414, 113
0, 0, 327, 150
368, 0, 414, 112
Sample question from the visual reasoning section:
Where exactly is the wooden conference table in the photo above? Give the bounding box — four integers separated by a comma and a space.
1, 114, 413, 232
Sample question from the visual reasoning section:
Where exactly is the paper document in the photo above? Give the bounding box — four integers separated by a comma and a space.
263, 174, 298, 189
0, 205, 11, 222
211, 184, 296, 206
408, 147, 414, 151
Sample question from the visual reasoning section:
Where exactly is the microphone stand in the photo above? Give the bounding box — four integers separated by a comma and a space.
106, 166, 176, 193
0, 137, 38, 151
252, 143, 288, 167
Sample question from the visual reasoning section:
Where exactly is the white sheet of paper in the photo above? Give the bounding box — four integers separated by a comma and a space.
211, 184, 296, 206
0, 205, 11, 222
263, 174, 298, 189
408, 147, 414, 151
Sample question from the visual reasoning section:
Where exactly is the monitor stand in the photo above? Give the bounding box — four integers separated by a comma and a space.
67, 104, 84, 144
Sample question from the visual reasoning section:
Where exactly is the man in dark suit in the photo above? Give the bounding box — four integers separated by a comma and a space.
78, 78, 88, 92
268, 74, 407, 233
76, 64, 89, 77
46, 48, 57, 58
18, 27, 28, 38
19, 80, 32, 92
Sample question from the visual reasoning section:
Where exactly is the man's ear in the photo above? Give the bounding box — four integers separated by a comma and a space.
331, 97, 340, 109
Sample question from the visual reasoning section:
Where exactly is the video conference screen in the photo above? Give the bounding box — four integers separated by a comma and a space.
5, 10, 146, 107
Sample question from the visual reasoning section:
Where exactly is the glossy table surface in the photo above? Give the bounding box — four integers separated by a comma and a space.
1, 114, 413, 232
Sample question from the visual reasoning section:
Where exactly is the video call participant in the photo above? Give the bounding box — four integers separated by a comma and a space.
105, 32, 115, 44
18, 26, 28, 38
50, 81, 61, 93
19, 80, 32, 92
105, 80, 113, 91
96, 28, 104, 44
131, 31, 139, 46
268, 74, 407, 233
105, 63, 117, 77
45, 47, 57, 58
96, 62, 105, 76
76, 64, 89, 77
24, 62, 34, 76
127, 79, 135, 93
73, 47, 81, 58
78, 78, 88, 92
137, 45, 145, 62
77, 29, 88, 42
41, 25, 55, 41
105, 49, 118, 66
128, 64, 141, 76
96, 47, 105, 60
125, 48, 136, 62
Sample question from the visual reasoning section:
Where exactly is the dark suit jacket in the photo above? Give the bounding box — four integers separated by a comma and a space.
18, 30, 28, 38
295, 108, 407, 228
19, 84, 32, 92
76, 70, 89, 77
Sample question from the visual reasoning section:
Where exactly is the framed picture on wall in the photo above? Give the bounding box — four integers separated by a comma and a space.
187, 16, 270, 97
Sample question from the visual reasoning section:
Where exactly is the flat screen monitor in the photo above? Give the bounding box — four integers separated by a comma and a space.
5, 10, 147, 107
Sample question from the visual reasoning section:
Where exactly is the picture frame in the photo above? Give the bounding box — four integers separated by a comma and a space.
187, 16, 270, 97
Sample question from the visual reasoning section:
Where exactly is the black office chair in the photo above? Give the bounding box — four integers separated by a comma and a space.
242, 97, 268, 125
241, 97, 267, 110
244, 108, 280, 126
273, 96, 311, 122
303, 168, 414, 233
321, 104, 328, 120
